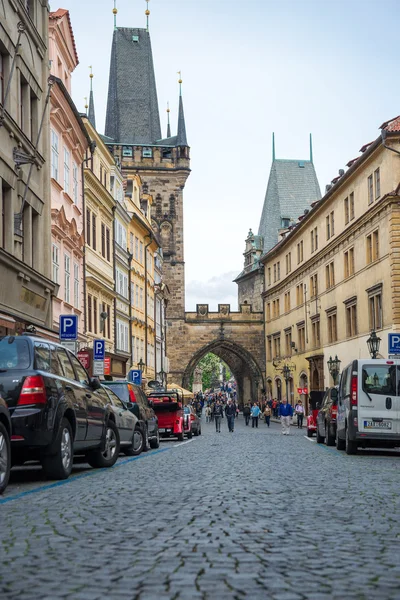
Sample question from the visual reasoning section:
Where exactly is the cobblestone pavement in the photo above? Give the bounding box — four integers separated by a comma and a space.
1, 416, 400, 600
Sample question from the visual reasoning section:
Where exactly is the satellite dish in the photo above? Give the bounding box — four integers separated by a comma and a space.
148, 380, 161, 389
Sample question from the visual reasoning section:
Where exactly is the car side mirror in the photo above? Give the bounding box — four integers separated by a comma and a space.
90, 377, 101, 391
126, 401, 134, 409
331, 389, 338, 402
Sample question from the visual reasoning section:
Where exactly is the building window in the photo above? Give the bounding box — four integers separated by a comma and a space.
74, 263, 79, 308
92, 214, 97, 250
273, 336, 281, 359
297, 241, 304, 264
139, 287, 143, 309
273, 263, 277, 283
312, 319, 320, 348
267, 336, 272, 361
285, 252, 291, 274
374, 168, 380, 200
135, 236, 139, 260
63, 148, 70, 194
106, 227, 110, 262
51, 129, 59, 180
366, 230, 379, 264
93, 298, 98, 334
129, 232, 134, 254
368, 288, 383, 330
116, 269, 128, 299
344, 197, 349, 225
73, 163, 78, 203
284, 291, 290, 313
368, 174, 374, 205
345, 301, 357, 338
268, 267, 271, 285
326, 211, 334, 240
117, 320, 129, 352
0, 53, 4, 104
52, 244, 59, 283
106, 304, 111, 339
87, 294, 92, 332
296, 283, 304, 306
135, 284, 139, 307
266, 303, 271, 321
116, 221, 127, 249
285, 329, 292, 356
327, 311, 337, 343
344, 247, 355, 278
310, 273, 318, 299
86, 209, 91, 246
297, 324, 305, 352
325, 261, 335, 289
101, 223, 106, 257
64, 253, 70, 303
139, 241, 143, 264
349, 192, 355, 220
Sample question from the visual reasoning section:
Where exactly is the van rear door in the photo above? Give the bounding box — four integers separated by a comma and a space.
358, 360, 399, 436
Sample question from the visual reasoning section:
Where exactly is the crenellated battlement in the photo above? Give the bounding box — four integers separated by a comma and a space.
185, 303, 263, 322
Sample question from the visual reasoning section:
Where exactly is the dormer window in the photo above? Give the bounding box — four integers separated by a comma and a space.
281, 217, 290, 228
122, 146, 132, 157
142, 147, 153, 158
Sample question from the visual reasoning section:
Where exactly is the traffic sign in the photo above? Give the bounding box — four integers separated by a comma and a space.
61, 341, 77, 354
59, 315, 78, 340
388, 333, 400, 354
94, 339, 105, 360
104, 357, 111, 376
128, 369, 142, 385
77, 351, 90, 370
93, 360, 104, 376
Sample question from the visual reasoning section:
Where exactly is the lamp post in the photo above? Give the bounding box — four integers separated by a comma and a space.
367, 329, 381, 359
327, 355, 341, 385
158, 368, 166, 390
281, 364, 293, 404
137, 358, 145, 372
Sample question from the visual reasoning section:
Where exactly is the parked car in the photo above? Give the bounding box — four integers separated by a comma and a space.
337, 359, 400, 455
102, 380, 159, 449
148, 391, 191, 441
316, 386, 338, 446
306, 391, 325, 437
100, 385, 144, 456
0, 335, 120, 480
0, 396, 11, 494
184, 406, 201, 436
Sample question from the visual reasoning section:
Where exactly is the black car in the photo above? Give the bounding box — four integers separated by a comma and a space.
0, 335, 120, 480
102, 380, 159, 450
316, 386, 339, 446
0, 396, 11, 494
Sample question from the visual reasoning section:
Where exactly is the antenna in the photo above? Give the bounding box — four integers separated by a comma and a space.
309, 133, 313, 163
177, 71, 182, 96
272, 132, 276, 161
112, 0, 117, 29
145, 0, 150, 31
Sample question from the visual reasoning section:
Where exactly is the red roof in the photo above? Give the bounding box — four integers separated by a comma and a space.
49, 9, 79, 65
380, 115, 400, 132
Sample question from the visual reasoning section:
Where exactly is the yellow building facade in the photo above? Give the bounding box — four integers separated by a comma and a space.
262, 118, 400, 409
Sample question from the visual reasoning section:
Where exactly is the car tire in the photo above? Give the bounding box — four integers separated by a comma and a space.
194, 426, 199, 437
336, 430, 346, 451
87, 421, 120, 468
316, 426, 324, 444
187, 430, 193, 439
345, 426, 357, 455
41, 417, 73, 481
307, 428, 313, 438
0, 422, 11, 494
177, 432, 184, 441
125, 427, 144, 456
325, 423, 335, 446
142, 426, 150, 452
149, 429, 160, 449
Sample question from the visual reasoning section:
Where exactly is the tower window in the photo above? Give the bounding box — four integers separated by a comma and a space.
142, 148, 153, 158
122, 146, 133, 157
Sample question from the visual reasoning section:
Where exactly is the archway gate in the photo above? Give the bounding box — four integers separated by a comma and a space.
167, 303, 264, 405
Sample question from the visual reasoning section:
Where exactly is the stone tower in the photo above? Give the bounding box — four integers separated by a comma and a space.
104, 24, 190, 366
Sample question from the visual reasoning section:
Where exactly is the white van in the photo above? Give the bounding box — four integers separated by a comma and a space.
336, 359, 400, 454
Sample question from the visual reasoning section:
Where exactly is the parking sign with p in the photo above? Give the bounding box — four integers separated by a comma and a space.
59, 315, 78, 340
94, 339, 105, 361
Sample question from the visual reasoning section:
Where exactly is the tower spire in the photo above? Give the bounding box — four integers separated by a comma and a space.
272, 132, 276, 161
309, 133, 313, 163
88, 66, 96, 129
84, 96, 88, 115
112, 0, 117, 29
176, 72, 187, 146
145, 0, 150, 31
166, 102, 171, 138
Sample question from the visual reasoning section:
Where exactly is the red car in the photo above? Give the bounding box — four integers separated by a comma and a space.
306, 391, 325, 438
148, 391, 192, 441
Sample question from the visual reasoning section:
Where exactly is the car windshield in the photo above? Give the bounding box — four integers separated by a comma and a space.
362, 365, 399, 396
0, 337, 31, 370
103, 383, 130, 403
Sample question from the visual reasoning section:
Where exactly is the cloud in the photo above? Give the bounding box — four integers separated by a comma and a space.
185, 271, 238, 311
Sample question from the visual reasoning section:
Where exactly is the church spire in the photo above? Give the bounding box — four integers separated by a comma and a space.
309, 133, 313, 163
166, 102, 171, 138
176, 72, 187, 146
145, 0, 150, 31
112, 0, 117, 30
88, 66, 96, 129
272, 132, 276, 161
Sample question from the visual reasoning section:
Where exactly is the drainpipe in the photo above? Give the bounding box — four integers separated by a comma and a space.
381, 129, 400, 156
112, 205, 117, 362
154, 286, 158, 381
144, 233, 153, 369
81, 141, 96, 337
128, 251, 133, 366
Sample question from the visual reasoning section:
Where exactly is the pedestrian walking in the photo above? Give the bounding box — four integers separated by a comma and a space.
213, 400, 224, 433
205, 405, 211, 423
295, 400, 305, 429
225, 399, 236, 432
279, 398, 293, 435
263, 404, 271, 427
251, 403, 261, 428
243, 403, 251, 426
272, 398, 278, 418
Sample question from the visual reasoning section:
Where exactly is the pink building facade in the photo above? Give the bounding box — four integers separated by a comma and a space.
49, 10, 89, 339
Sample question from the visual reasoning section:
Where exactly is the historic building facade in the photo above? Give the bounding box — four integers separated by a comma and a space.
262, 117, 400, 409
49, 9, 89, 340
0, 0, 57, 335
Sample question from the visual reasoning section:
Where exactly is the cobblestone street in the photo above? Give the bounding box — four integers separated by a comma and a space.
1, 417, 400, 600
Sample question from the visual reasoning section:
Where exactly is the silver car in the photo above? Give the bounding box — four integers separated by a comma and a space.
99, 386, 144, 456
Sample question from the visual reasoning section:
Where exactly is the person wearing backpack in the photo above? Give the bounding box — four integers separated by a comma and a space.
213, 400, 224, 433
225, 399, 236, 433
243, 403, 251, 426
263, 404, 271, 427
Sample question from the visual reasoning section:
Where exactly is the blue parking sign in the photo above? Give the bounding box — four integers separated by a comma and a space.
388, 333, 400, 354
128, 370, 142, 385
59, 315, 78, 340
94, 339, 105, 360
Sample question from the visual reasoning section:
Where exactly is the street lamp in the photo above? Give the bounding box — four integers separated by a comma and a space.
327, 355, 341, 385
137, 358, 145, 371
281, 364, 294, 404
367, 329, 381, 359
158, 368, 166, 389
100, 311, 108, 337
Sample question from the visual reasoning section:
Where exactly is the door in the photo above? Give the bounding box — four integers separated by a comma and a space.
69, 353, 105, 441
357, 360, 399, 436
103, 387, 131, 443
56, 347, 87, 442
317, 391, 329, 435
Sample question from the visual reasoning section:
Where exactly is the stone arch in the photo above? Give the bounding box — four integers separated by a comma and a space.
182, 339, 264, 408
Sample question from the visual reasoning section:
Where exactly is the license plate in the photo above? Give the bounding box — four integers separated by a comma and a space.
159, 428, 166, 432
364, 420, 392, 430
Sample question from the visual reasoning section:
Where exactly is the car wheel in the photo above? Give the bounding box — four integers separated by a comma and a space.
345, 426, 357, 455
125, 427, 144, 456
325, 423, 335, 446
0, 422, 11, 494
87, 421, 120, 468
177, 432, 184, 441
316, 426, 324, 444
194, 426, 199, 437
336, 429, 345, 451
307, 428, 313, 438
142, 426, 150, 452
149, 429, 160, 449
198, 426, 202, 436
42, 418, 73, 480
187, 430, 193, 439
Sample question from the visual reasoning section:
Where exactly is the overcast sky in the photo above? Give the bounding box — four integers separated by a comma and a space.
56, 0, 400, 310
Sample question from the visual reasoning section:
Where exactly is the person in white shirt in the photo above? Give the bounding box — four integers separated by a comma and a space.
294, 400, 305, 429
